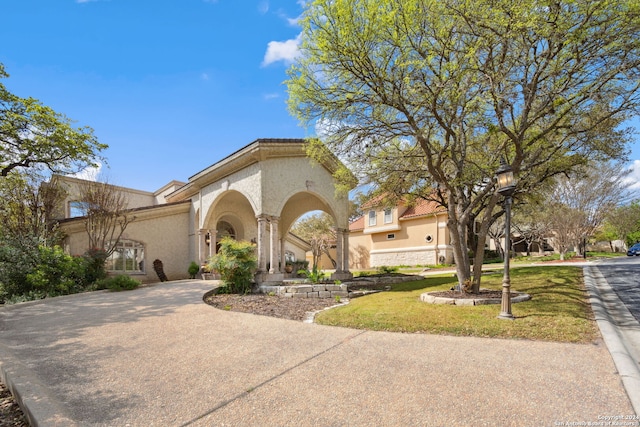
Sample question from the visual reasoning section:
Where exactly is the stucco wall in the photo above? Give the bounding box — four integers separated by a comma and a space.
60, 204, 191, 283
349, 231, 371, 270
349, 213, 453, 269
54, 175, 157, 218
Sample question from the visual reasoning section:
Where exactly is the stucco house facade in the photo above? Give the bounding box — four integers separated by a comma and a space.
55, 139, 354, 283
348, 197, 453, 269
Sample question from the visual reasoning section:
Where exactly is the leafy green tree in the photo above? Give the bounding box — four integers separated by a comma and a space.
603, 201, 640, 246
0, 63, 106, 177
0, 171, 66, 247
291, 212, 336, 269
287, 0, 639, 291
207, 237, 257, 294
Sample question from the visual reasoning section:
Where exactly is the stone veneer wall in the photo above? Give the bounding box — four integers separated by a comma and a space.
370, 249, 437, 267
259, 283, 350, 299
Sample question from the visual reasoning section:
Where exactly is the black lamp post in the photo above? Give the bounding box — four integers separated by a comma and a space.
496, 159, 516, 320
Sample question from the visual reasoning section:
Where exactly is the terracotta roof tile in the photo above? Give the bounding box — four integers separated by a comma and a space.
399, 199, 446, 219
349, 216, 365, 231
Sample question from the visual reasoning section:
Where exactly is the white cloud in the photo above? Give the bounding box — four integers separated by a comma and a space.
258, 1, 269, 14
69, 163, 102, 181
261, 33, 301, 66
263, 93, 279, 100
625, 160, 640, 191
201, 72, 210, 81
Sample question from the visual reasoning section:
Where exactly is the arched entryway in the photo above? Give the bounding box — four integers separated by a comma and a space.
168, 139, 355, 283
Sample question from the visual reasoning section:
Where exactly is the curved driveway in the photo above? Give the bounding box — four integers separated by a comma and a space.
0, 279, 633, 426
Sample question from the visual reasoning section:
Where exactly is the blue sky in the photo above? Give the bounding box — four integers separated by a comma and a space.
2, 0, 640, 193
1, 0, 308, 191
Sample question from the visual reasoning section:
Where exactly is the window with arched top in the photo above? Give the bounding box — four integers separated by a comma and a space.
217, 221, 236, 239
105, 240, 145, 273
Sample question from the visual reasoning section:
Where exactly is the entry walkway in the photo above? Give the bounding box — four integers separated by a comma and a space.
0, 279, 633, 426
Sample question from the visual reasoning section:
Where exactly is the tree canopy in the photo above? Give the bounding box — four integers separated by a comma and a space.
0, 63, 106, 177
287, 0, 640, 290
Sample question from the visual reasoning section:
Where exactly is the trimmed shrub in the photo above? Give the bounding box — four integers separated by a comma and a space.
96, 275, 141, 292
188, 261, 200, 279
207, 237, 257, 294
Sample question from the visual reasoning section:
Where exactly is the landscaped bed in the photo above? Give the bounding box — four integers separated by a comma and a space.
204, 266, 599, 344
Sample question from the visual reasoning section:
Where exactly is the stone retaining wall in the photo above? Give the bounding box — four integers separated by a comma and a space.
257, 274, 423, 299
259, 283, 350, 299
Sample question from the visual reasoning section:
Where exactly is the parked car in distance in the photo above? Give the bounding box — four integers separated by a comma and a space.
627, 243, 640, 256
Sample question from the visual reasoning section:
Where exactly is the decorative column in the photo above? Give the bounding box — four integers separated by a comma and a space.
257, 215, 268, 272
280, 237, 287, 273
269, 216, 280, 274
342, 229, 350, 273
198, 229, 209, 264
335, 228, 344, 273
208, 229, 217, 259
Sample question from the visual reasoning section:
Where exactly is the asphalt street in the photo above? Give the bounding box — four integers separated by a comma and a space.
595, 256, 640, 322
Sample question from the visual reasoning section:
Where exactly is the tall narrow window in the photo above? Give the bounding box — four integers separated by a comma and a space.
384, 208, 393, 224
368, 210, 377, 226
105, 240, 145, 273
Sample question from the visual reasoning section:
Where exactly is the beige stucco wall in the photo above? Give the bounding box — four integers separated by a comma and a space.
369, 215, 451, 266
60, 203, 191, 283
349, 211, 453, 269
349, 231, 371, 270
54, 175, 157, 219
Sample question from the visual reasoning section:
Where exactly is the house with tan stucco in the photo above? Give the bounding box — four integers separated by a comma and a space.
54, 139, 354, 283
348, 197, 453, 269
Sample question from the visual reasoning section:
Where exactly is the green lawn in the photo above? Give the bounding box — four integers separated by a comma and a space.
315, 266, 599, 343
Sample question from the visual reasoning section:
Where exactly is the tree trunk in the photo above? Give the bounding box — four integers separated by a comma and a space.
471, 194, 499, 293
448, 203, 471, 289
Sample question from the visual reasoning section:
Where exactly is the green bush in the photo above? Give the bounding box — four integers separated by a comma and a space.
376, 265, 399, 274
207, 237, 257, 294
81, 248, 108, 285
96, 275, 141, 292
188, 261, 200, 279
26, 246, 86, 297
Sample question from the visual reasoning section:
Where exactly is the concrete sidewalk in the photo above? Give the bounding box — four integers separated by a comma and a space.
0, 279, 634, 426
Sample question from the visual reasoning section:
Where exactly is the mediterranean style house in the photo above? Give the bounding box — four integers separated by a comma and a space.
54, 139, 354, 283
348, 197, 453, 269
309, 196, 453, 271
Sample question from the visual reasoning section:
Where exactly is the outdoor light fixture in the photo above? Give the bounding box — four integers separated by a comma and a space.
496, 159, 516, 320
496, 160, 515, 196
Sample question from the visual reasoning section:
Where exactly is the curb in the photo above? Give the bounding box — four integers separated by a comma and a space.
583, 265, 640, 416
0, 341, 77, 427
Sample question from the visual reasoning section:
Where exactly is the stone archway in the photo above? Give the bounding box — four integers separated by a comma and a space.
166, 139, 355, 283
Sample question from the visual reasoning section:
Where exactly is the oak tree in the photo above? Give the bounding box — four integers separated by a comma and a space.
287, 0, 640, 291
0, 63, 106, 177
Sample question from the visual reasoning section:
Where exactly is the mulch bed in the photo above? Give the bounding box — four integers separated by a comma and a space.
203, 290, 342, 321
0, 383, 28, 427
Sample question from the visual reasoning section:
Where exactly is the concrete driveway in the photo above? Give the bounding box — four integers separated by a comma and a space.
0, 279, 633, 426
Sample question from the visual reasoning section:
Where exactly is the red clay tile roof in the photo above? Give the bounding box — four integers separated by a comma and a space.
400, 199, 446, 219
349, 216, 365, 232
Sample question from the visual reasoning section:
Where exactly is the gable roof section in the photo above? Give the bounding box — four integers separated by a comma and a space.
165, 138, 348, 203
349, 215, 365, 232
399, 199, 446, 220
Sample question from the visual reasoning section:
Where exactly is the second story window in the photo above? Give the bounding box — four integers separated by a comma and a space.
384, 208, 393, 224
69, 201, 90, 218
368, 210, 377, 226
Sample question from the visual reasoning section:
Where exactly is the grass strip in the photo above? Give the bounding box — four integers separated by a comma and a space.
315, 266, 599, 343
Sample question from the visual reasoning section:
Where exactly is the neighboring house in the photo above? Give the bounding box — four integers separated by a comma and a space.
54, 139, 354, 283
348, 197, 453, 269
